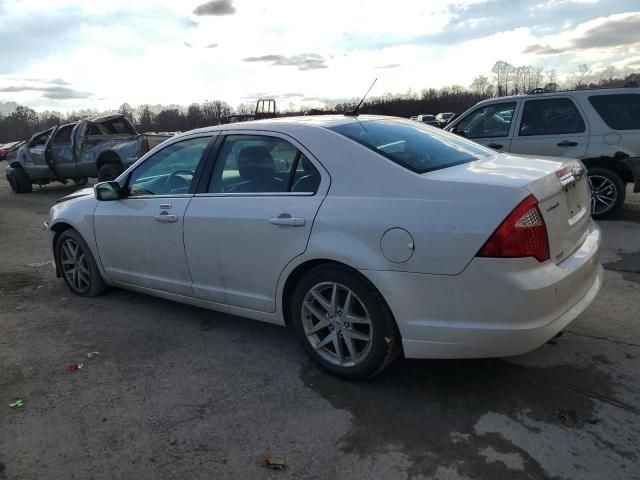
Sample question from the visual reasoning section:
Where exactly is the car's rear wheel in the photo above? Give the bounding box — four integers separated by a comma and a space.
56, 229, 106, 297
7, 169, 32, 193
588, 167, 625, 219
291, 265, 400, 379
97, 163, 123, 182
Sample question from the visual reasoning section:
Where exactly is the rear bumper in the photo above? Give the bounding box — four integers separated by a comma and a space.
362, 221, 602, 359
621, 156, 640, 193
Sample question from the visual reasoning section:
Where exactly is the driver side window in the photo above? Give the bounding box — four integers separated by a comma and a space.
456, 102, 516, 139
128, 136, 211, 197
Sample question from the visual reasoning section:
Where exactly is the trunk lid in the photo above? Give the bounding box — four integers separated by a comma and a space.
525, 158, 591, 264
426, 153, 591, 264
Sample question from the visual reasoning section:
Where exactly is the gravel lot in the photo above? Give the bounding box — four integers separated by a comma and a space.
1, 177, 639, 480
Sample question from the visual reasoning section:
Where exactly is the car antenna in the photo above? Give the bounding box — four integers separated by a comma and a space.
344, 78, 377, 116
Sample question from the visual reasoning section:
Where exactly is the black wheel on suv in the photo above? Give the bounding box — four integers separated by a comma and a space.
56, 229, 107, 297
97, 163, 123, 182
6, 168, 32, 193
588, 167, 625, 219
291, 264, 401, 379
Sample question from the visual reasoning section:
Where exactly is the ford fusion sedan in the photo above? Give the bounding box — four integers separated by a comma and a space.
47, 115, 602, 379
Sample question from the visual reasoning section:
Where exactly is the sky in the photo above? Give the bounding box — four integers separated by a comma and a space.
0, 0, 638, 112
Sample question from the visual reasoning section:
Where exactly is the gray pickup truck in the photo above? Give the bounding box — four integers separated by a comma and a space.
5, 114, 170, 193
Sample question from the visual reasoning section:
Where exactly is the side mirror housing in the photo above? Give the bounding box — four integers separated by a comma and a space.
94, 181, 122, 201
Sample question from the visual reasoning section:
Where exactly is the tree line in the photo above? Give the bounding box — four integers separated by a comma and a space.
1, 60, 638, 144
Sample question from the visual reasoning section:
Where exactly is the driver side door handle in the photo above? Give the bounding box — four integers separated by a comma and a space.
269, 215, 305, 227
557, 141, 578, 147
154, 213, 178, 223
487, 143, 503, 150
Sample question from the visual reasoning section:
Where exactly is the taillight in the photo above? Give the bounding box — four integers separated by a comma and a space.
477, 194, 550, 262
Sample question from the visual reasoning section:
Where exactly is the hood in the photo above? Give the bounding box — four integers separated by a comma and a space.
55, 187, 94, 204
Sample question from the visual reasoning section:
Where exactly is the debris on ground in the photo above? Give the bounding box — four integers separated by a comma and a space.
86, 351, 100, 359
67, 363, 84, 372
9, 399, 24, 408
260, 454, 287, 470
557, 408, 578, 425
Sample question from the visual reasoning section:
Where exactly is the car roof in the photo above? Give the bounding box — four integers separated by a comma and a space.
181, 114, 405, 137
478, 86, 639, 106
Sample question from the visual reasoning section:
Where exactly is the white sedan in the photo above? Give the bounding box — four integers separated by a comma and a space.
47, 115, 602, 379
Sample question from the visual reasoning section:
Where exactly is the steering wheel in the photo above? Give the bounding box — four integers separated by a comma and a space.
166, 169, 194, 193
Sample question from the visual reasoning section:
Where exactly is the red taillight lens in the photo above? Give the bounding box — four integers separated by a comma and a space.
477, 194, 550, 262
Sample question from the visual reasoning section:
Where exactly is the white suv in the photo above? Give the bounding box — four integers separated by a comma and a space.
445, 87, 640, 218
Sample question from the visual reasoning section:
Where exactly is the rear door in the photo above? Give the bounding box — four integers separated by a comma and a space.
49, 124, 77, 178
510, 97, 589, 158
449, 101, 519, 152
184, 132, 328, 311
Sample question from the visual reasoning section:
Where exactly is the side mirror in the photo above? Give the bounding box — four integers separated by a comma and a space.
94, 181, 122, 201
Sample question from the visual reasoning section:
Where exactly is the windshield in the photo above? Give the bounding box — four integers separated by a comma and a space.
329, 119, 493, 173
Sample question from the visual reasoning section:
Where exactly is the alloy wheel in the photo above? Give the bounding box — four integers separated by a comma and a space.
301, 282, 373, 367
588, 174, 618, 216
60, 238, 91, 293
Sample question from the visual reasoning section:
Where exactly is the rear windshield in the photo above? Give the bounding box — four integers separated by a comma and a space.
589, 94, 640, 130
329, 119, 492, 173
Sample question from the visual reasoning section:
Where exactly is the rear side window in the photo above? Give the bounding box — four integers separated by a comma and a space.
519, 98, 585, 136
208, 135, 320, 194
329, 120, 491, 174
589, 94, 640, 130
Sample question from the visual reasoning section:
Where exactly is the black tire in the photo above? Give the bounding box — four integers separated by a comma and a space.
7, 169, 32, 193
73, 177, 89, 186
291, 264, 401, 379
55, 229, 107, 297
97, 163, 123, 182
588, 167, 625, 219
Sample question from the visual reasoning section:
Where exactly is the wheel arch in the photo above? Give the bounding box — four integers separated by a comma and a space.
582, 155, 633, 183
280, 258, 397, 332
96, 150, 122, 171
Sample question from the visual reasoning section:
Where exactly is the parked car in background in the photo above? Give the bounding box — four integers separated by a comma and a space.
47, 115, 601, 379
445, 86, 640, 218
0, 141, 24, 161
436, 112, 455, 126
6, 114, 170, 193
417, 114, 440, 126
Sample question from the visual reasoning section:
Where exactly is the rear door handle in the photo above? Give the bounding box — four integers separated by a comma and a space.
154, 213, 178, 223
557, 141, 578, 147
269, 215, 305, 227
487, 143, 503, 150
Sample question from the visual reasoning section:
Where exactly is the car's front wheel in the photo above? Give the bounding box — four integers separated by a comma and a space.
291, 265, 400, 379
7, 169, 32, 193
56, 229, 107, 297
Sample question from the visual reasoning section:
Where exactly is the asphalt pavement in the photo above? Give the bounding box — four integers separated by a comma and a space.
1, 178, 639, 480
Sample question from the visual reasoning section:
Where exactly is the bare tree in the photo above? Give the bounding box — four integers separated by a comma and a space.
470, 75, 493, 97
492, 60, 513, 96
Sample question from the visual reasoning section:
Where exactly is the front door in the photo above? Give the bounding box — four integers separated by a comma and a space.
184, 133, 328, 311
450, 101, 518, 152
21, 128, 55, 180
94, 135, 214, 295
509, 97, 589, 158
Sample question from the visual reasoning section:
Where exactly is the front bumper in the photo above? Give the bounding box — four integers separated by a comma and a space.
362, 221, 602, 359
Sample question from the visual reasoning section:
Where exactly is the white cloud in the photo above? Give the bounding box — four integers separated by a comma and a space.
0, 0, 636, 112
